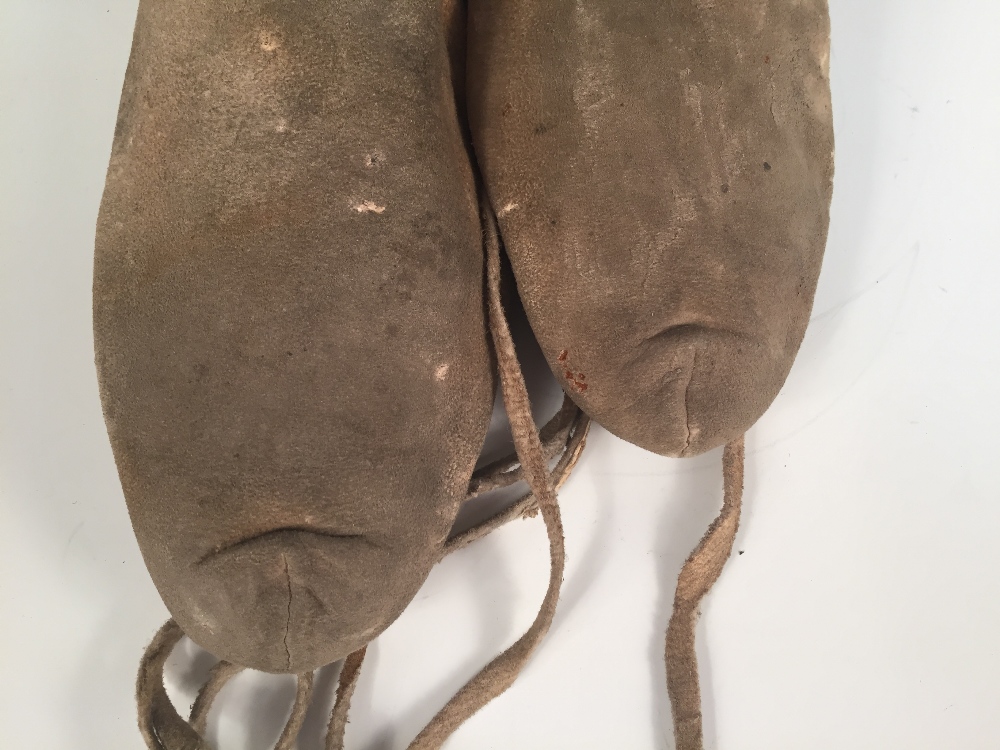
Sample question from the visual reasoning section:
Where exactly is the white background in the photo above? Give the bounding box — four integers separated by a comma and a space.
3, 1, 1000, 748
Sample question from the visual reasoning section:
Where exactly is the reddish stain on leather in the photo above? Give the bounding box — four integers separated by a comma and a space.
557, 349, 588, 391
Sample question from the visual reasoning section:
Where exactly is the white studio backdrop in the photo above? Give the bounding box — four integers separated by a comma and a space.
3, 1, 1000, 748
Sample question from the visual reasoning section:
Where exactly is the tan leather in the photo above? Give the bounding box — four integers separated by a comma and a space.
94, 0, 492, 674
468, 0, 834, 456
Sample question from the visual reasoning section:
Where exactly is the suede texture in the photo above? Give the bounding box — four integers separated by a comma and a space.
468, 0, 834, 456
94, 0, 492, 674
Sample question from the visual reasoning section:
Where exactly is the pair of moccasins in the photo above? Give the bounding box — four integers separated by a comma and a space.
94, 1, 833, 748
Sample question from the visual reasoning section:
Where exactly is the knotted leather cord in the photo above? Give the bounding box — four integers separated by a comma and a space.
468, 395, 582, 498
445, 405, 589, 558
665, 436, 745, 750
405, 205, 568, 749
136, 399, 585, 748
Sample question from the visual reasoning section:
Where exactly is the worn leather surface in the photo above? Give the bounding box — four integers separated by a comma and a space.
468, 0, 834, 456
94, 0, 491, 673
